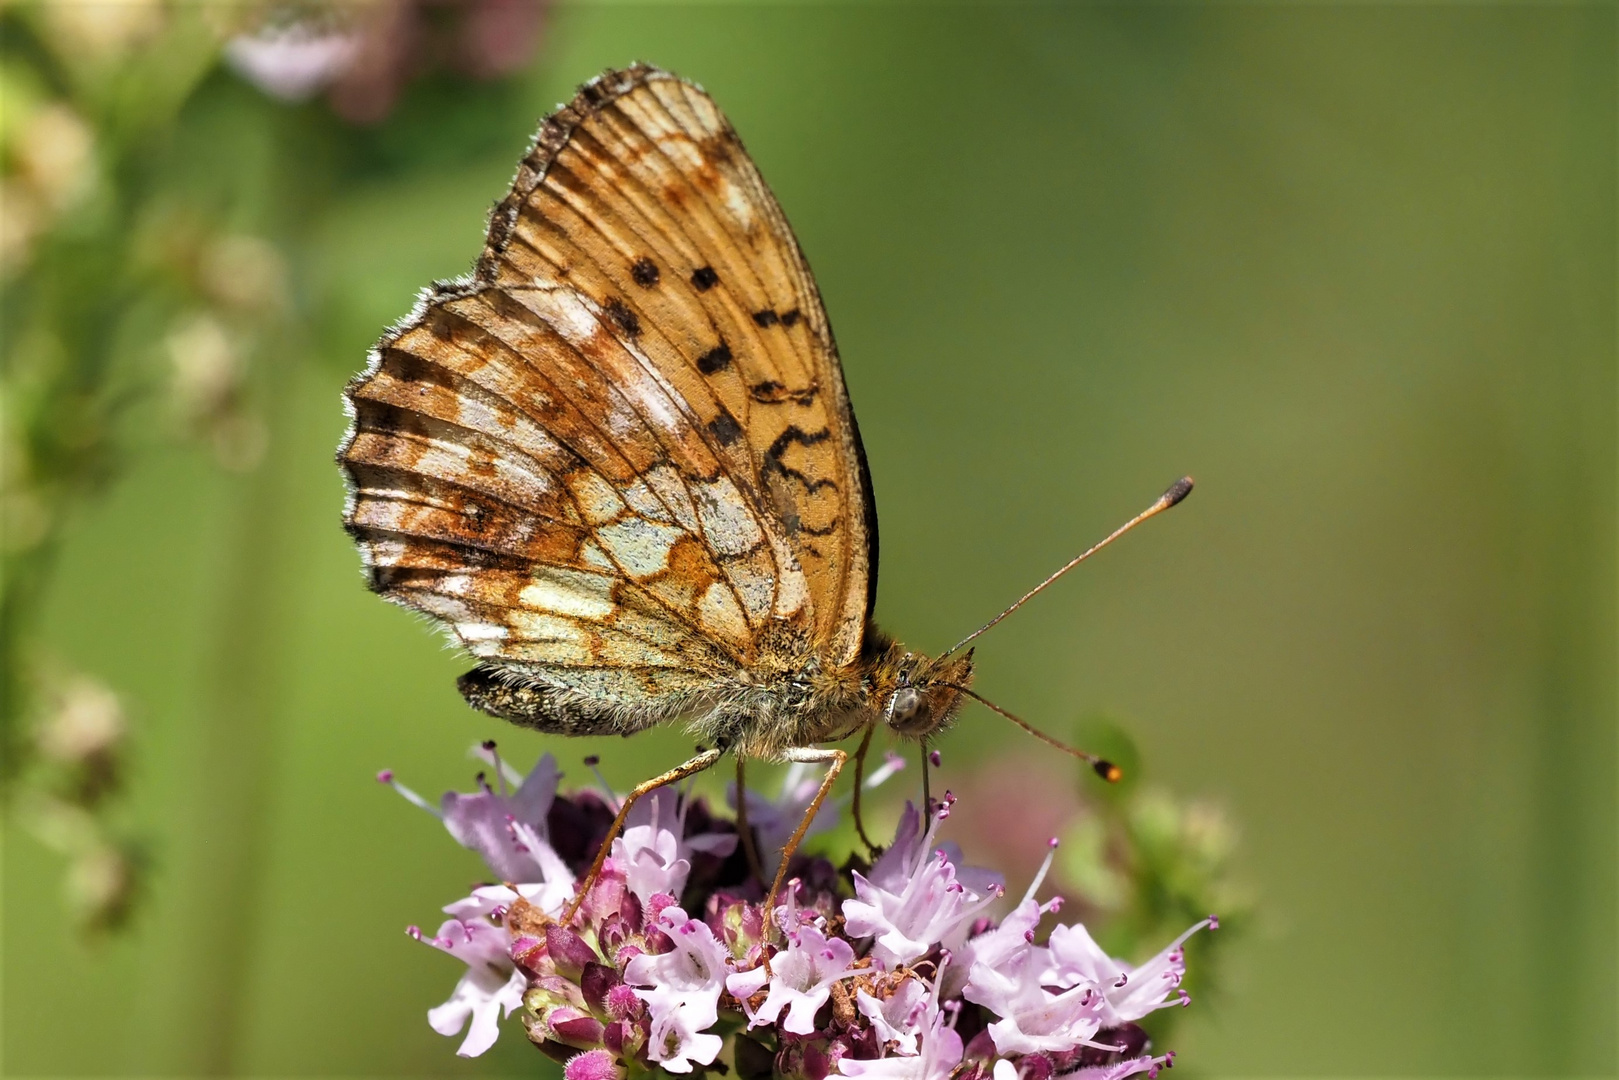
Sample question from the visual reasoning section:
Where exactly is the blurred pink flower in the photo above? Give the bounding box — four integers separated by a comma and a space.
443, 881, 563, 922
961, 840, 1215, 1058
382, 747, 577, 1056
857, 977, 928, 1055
224, 22, 359, 101
727, 922, 858, 1035
1055, 1051, 1176, 1080
623, 906, 729, 1073
962, 842, 1110, 1056
1047, 917, 1216, 1025
226, 0, 550, 123
412, 917, 526, 1057
838, 967, 963, 1080
838, 1025, 962, 1080
729, 750, 905, 877
843, 800, 1004, 969
614, 789, 735, 906
439, 750, 577, 891
938, 755, 1084, 894
970, 945, 1106, 1056
387, 750, 1213, 1075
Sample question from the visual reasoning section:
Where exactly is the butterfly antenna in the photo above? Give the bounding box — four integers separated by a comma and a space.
941, 683, 1122, 782
938, 477, 1194, 661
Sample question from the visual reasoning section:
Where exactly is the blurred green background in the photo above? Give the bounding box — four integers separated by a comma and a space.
3, 3, 1614, 1077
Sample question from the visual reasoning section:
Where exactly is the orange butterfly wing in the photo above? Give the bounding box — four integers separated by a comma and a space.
339, 65, 876, 726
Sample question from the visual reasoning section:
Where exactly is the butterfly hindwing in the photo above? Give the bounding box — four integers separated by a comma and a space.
339, 65, 876, 728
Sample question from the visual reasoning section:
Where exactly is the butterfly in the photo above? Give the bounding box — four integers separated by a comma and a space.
338, 64, 1190, 908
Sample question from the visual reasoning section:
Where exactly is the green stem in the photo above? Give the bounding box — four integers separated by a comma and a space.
168, 347, 299, 1074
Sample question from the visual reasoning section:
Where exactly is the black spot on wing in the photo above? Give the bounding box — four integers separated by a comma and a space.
763, 426, 839, 493
781, 308, 801, 327
752, 309, 780, 328
749, 380, 819, 406
691, 266, 719, 291
631, 257, 660, 287
707, 409, 743, 446
697, 341, 732, 375
766, 426, 831, 459
604, 298, 641, 337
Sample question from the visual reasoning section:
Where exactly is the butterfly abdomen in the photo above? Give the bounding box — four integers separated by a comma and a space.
457, 664, 701, 737
459, 653, 877, 760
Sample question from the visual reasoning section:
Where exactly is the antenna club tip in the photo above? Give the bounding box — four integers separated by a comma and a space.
1093, 760, 1123, 783
1162, 477, 1194, 508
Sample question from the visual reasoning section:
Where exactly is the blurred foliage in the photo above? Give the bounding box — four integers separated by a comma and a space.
1, 0, 271, 930
1059, 785, 1250, 1046
962, 719, 1248, 1050
0, 0, 545, 931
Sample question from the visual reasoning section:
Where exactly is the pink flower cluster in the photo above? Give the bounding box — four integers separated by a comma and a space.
382, 746, 1214, 1079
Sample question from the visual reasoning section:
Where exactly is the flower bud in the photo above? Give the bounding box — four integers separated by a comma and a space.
563, 1048, 624, 1080
545, 924, 599, 981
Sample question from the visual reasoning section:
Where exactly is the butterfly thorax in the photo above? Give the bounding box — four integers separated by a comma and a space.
698, 627, 974, 758
456, 627, 973, 762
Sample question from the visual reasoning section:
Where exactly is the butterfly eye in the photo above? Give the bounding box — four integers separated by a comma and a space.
887, 686, 922, 729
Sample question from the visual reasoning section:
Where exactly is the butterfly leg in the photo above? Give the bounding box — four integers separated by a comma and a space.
849, 721, 881, 856
921, 739, 932, 812
762, 746, 848, 925
734, 757, 766, 885
562, 746, 723, 925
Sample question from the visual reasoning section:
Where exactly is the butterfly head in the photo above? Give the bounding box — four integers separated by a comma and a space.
883, 650, 975, 739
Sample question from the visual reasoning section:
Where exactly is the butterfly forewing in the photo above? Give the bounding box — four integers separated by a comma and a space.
340, 65, 875, 722
493, 70, 873, 657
